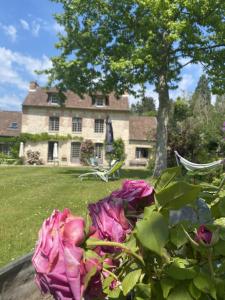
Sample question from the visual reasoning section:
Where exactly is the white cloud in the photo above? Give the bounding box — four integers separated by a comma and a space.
0, 23, 17, 42
0, 47, 52, 91
0, 94, 23, 111
20, 19, 30, 31
31, 21, 41, 37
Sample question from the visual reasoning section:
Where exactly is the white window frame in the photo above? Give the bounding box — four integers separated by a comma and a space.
136, 147, 149, 159
94, 119, 104, 133
49, 116, 59, 131
72, 117, 82, 132
49, 94, 59, 104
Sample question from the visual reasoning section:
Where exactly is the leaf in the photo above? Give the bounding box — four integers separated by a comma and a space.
167, 286, 193, 300
170, 224, 188, 248
135, 283, 151, 300
193, 273, 217, 299
189, 282, 201, 299
166, 258, 198, 280
154, 166, 181, 192
108, 287, 124, 299
136, 212, 169, 256
160, 278, 175, 299
122, 269, 142, 296
83, 265, 97, 290
156, 181, 201, 210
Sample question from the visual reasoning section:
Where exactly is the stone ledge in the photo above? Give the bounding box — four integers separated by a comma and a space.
0, 253, 53, 300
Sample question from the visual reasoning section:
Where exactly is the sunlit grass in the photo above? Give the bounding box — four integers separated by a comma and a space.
0, 166, 152, 267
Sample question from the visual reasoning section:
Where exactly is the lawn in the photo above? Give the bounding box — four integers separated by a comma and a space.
0, 166, 152, 267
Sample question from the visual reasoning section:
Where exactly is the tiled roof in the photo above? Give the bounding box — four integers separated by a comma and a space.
23, 87, 129, 111
129, 116, 157, 141
0, 111, 22, 137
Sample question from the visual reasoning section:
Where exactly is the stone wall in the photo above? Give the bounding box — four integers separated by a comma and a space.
0, 253, 52, 300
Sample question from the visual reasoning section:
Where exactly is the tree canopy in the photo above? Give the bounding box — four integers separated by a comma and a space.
47, 0, 225, 175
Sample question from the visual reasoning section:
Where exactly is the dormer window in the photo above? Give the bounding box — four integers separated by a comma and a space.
48, 93, 59, 104
92, 95, 109, 107
9, 122, 18, 129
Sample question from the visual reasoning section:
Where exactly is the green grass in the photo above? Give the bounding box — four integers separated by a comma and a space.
0, 166, 151, 267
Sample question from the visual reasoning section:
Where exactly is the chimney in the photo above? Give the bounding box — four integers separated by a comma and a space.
29, 81, 39, 92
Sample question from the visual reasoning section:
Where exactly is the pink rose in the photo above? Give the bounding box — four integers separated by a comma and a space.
111, 179, 154, 211
196, 225, 212, 244
88, 196, 131, 244
32, 209, 86, 300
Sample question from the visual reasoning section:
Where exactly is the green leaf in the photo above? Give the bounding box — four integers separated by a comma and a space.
154, 166, 181, 192
168, 286, 193, 300
166, 258, 198, 280
160, 278, 175, 299
122, 269, 142, 296
136, 212, 169, 256
156, 181, 201, 210
83, 265, 97, 290
135, 283, 151, 300
108, 287, 125, 299
170, 225, 188, 248
189, 281, 201, 299
193, 273, 217, 299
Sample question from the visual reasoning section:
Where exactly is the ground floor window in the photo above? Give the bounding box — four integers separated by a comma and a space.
48, 141, 58, 161
71, 142, 81, 163
136, 147, 149, 159
0, 143, 10, 155
94, 143, 103, 163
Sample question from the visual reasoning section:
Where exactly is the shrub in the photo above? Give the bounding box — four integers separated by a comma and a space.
26, 150, 43, 165
80, 139, 94, 165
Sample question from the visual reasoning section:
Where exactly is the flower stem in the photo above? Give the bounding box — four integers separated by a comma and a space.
102, 267, 119, 281
86, 239, 145, 266
208, 250, 214, 277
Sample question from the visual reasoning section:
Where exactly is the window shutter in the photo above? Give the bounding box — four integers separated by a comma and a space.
92, 96, 95, 105
105, 96, 109, 106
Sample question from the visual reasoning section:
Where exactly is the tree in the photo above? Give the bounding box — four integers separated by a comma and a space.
131, 96, 156, 115
47, 0, 225, 176
215, 94, 225, 113
191, 74, 212, 123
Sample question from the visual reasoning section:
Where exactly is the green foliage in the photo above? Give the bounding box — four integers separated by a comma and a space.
131, 97, 156, 116
111, 138, 126, 161
80, 139, 94, 164
82, 167, 225, 299
46, 0, 225, 174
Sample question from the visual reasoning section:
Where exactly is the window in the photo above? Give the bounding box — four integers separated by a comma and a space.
71, 142, 81, 162
92, 95, 109, 106
9, 122, 18, 129
49, 116, 59, 131
136, 148, 149, 159
48, 141, 58, 161
0, 143, 10, 155
95, 143, 103, 159
72, 117, 82, 132
94, 119, 104, 133
48, 94, 59, 104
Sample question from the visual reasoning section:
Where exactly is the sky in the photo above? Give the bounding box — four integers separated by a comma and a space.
0, 0, 207, 111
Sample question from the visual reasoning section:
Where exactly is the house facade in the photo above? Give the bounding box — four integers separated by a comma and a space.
0, 81, 157, 166
0, 111, 22, 155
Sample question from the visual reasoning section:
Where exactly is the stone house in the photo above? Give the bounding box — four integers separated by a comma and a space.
0, 111, 22, 155
1, 81, 157, 166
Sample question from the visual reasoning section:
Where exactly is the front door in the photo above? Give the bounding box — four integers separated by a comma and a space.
48, 141, 58, 161
71, 142, 81, 163
95, 143, 103, 164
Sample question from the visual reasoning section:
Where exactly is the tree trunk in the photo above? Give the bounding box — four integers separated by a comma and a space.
153, 75, 170, 177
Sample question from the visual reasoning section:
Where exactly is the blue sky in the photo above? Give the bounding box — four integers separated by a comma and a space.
0, 0, 206, 111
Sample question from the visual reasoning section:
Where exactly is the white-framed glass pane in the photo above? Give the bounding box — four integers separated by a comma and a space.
72, 117, 82, 132
71, 143, 80, 158
49, 116, 59, 131
136, 148, 149, 158
95, 143, 103, 159
94, 119, 104, 133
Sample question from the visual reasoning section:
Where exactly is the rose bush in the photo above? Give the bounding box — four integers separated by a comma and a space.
33, 169, 225, 300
